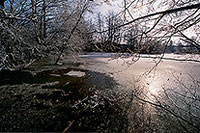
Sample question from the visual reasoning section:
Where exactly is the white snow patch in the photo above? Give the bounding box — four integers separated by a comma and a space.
50, 74, 61, 77
64, 71, 85, 77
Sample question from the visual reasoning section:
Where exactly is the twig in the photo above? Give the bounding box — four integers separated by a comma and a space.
63, 120, 75, 133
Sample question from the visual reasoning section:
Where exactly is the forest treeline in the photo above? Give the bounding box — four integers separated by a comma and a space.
0, 0, 200, 71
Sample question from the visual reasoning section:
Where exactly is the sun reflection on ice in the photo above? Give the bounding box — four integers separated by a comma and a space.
145, 75, 163, 98
148, 83, 159, 96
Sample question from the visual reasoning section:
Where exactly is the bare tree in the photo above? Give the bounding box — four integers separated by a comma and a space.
0, 0, 94, 70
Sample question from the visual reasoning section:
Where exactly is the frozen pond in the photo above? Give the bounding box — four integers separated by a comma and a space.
80, 53, 200, 100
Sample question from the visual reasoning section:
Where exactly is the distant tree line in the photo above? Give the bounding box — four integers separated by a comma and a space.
84, 9, 200, 54
84, 12, 166, 54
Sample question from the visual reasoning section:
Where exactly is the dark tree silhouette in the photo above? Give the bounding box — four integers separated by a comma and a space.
0, 0, 6, 7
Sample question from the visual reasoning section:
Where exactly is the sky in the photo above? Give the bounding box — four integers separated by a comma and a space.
94, 0, 123, 15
